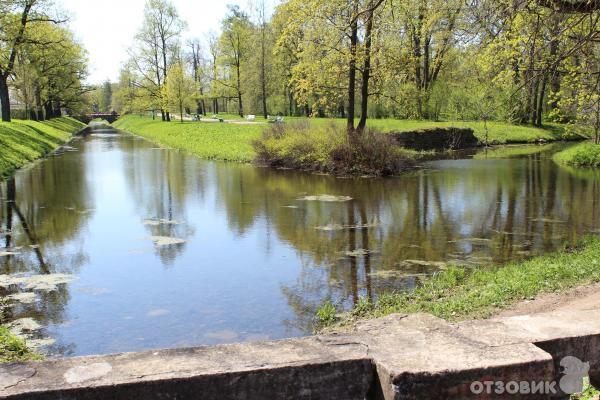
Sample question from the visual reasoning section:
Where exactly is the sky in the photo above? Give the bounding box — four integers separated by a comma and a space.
58, 0, 268, 85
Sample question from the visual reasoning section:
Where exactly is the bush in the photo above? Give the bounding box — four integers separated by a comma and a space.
253, 122, 416, 176
554, 142, 600, 168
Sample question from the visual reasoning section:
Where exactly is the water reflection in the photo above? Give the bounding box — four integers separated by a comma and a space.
0, 127, 598, 357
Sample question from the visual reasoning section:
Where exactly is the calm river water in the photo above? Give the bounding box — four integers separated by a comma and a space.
0, 124, 599, 357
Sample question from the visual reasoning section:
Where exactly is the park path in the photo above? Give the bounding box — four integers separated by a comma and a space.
497, 283, 600, 317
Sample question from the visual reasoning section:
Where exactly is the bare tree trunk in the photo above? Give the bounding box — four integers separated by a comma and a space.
347, 6, 358, 134
536, 75, 548, 127
357, 5, 374, 132
0, 75, 10, 122
236, 63, 244, 117
259, 3, 269, 120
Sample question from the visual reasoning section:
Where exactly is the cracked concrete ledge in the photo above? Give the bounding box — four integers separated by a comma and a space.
1, 310, 600, 399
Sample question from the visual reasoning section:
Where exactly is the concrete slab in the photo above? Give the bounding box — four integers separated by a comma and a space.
2, 310, 600, 400
0, 337, 373, 400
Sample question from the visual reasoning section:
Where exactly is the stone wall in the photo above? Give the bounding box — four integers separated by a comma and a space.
2, 309, 600, 399
391, 128, 479, 150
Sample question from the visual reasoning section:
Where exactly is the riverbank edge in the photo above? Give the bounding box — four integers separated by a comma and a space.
553, 141, 600, 168
112, 115, 587, 166
0, 117, 88, 178
316, 236, 600, 331
0, 116, 86, 363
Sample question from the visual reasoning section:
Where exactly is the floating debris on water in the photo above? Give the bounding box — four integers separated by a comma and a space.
149, 236, 186, 246
143, 219, 183, 226
368, 270, 427, 279
147, 309, 170, 317
282, 205, 299, 209
401, 260, 447, 269
6, 292, 38, 304
345, 249, 373, 257
9, 318, 42, 335
531, 218, 566, 224
0, 273, 76, 291
297, 195, 353, 202
448, 238, 491, 244
27, 338, 55, 349
316, 223, 378, 231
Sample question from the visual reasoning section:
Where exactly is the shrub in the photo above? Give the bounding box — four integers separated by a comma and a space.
253, 122, 416, 176
554, 142, 600, 168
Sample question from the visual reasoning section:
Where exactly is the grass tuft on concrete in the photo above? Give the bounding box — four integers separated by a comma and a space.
554, 142, 600, 168
0, 117, 86, 178
317, 237, 600, 329
0, 326, 40, 363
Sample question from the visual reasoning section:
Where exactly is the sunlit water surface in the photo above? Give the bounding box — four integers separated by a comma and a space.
1, 125, 599, 357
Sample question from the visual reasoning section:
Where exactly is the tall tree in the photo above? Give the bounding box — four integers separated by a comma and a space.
133, 0, 185, 122
165, 62, 195, 123
0, 0, 52, 121
219, 5, 252, 117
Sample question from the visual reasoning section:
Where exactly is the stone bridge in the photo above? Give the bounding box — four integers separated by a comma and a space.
76, 112, 120, 124
1, 309, 600, 399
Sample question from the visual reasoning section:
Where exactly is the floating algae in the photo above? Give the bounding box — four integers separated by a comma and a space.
345, 249, 374, 257
146, 309, 170, 317
149, 236, 186, 246
6, 292, 38, 304
9, 318, 42, 335
297, 195, 353, 202
368, 270, 427, 279
27, 338, 56, 349
401, 260, 448, 269
0, 273, 76, 291
143, 219, 183, 226
316, 223, 378, 231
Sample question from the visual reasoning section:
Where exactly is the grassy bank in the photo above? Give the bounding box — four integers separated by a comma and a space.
113, 115, 261, 162
0, 326, 39, 363
0, 117, 86, 178
114, 115, 582, 164
316, 236, 600, 328
554, 142, 600, 168
0, 116, 85, 361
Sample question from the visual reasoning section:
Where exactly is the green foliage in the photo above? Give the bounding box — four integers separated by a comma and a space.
0, 117, 85, 177
572, 379, 600, 400
554, 142, 600, 168
0, 326, 39, 363
253, 121, 420, 175
318, 237, 600, 328
315, 301, 337, 328
113, 115, 261, 162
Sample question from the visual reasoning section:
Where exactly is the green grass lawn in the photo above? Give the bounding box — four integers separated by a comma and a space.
114, 115, 581, 163
0, 116, 86, 178
214, 113, 584, 143
317, 236, 600, 328
113, 115, 261, 162
554, 141, 600, 168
